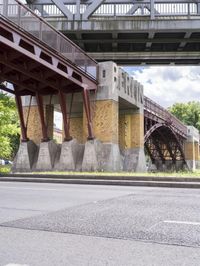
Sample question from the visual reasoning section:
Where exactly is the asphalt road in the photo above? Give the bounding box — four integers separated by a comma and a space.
0, 182, 200, 266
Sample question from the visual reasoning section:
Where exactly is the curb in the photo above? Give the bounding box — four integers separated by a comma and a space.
0, 176, 200, 189
1, 173, 200, 182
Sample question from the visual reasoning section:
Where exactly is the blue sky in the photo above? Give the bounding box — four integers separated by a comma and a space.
123, 66, 200, 108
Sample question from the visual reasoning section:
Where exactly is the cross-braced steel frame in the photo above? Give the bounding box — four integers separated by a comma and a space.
0, 0, 97, 142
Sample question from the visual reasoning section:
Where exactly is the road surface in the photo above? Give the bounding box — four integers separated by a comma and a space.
0, 182, 200, 266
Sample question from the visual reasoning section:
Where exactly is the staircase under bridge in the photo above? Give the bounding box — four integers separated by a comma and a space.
0, 0, 199, 172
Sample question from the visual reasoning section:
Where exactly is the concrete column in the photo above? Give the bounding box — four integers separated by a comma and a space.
195, 142, 199, 161
185, 126, 200, 170
130, 112, 144, 148
122, 109, 146, 172
185, 141, 195, 170
119, 111, 144, 149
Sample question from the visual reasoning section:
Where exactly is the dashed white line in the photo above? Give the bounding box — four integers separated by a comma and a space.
0, 186, 63, 191
164, 220, 200, 226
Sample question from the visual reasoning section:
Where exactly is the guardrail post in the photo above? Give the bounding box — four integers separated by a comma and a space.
3, 0, 8, 17
150, 0, 155, 19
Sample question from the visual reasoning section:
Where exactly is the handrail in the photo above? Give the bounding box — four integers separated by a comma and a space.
6, 0, 199, 19
144, 96, 187, 137
0, 0, 97, 79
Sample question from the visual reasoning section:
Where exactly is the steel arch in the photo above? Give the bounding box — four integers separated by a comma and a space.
144, 123, 187, 167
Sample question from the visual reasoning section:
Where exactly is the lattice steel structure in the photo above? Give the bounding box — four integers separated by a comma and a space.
5, 0, 200, 64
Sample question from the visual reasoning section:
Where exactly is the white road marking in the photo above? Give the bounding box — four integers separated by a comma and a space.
0, 186, 63, 191
164, 220, 200, 226
4, 264, 29, 266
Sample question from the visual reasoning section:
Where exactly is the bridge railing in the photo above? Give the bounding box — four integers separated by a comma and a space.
5, 0, 199, 20
144, 96, 188, 137
0, 0, 97, 79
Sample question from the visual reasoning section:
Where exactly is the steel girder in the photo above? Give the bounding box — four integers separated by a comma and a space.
0, 8, 97, 140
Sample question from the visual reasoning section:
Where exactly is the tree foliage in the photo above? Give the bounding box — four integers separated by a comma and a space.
0, 92, 20, 159
168, 101, 200, 131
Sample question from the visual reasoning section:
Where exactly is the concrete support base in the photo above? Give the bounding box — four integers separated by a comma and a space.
123, 147, 147, 172
186, 160, 200, 171
35, 140, 58, 171
151, 160, 188, 172
55, 139, 79, 171
12, 140, 149, 173
82, 139, 101, 171
82, 140, 123, 172
98, 143, 123, 172
12, 140, 38, 172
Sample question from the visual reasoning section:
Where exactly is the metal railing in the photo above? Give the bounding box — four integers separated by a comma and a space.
144, 96, 188, 137
0, 0, 97, 79
3, 0, 199, 20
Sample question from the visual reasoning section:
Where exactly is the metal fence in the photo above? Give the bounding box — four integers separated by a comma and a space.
0, 0, 97, 79
2, 0, 199, 19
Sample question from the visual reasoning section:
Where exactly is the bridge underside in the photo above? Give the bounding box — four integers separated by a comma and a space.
0, 15, 97, 142
3, 0, 200, 64
49, 19, 200, 65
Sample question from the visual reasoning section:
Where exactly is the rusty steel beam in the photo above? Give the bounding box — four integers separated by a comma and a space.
14, 86, 29, 142
0, 83, 15, 94
0, 51, 71, 93
83, 88, 94, 140
35, 92, 49, 142
58, 90, 72, 141
0, 18, 97, 93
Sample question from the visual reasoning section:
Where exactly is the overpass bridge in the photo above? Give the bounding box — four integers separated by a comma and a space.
0, 0, 199, 172
3, 0, 200, 64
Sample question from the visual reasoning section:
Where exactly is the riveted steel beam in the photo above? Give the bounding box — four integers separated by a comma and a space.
35, 92, 50, 142
14, 86, 29, 142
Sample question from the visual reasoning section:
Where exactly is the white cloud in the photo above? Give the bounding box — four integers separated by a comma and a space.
123, 66, 200, 108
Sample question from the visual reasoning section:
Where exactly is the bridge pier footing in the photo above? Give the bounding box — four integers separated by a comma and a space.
35, 140, 58, 171
12, 140, 38, 172
55, 139, 79, 171
123, 148, 146, 172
